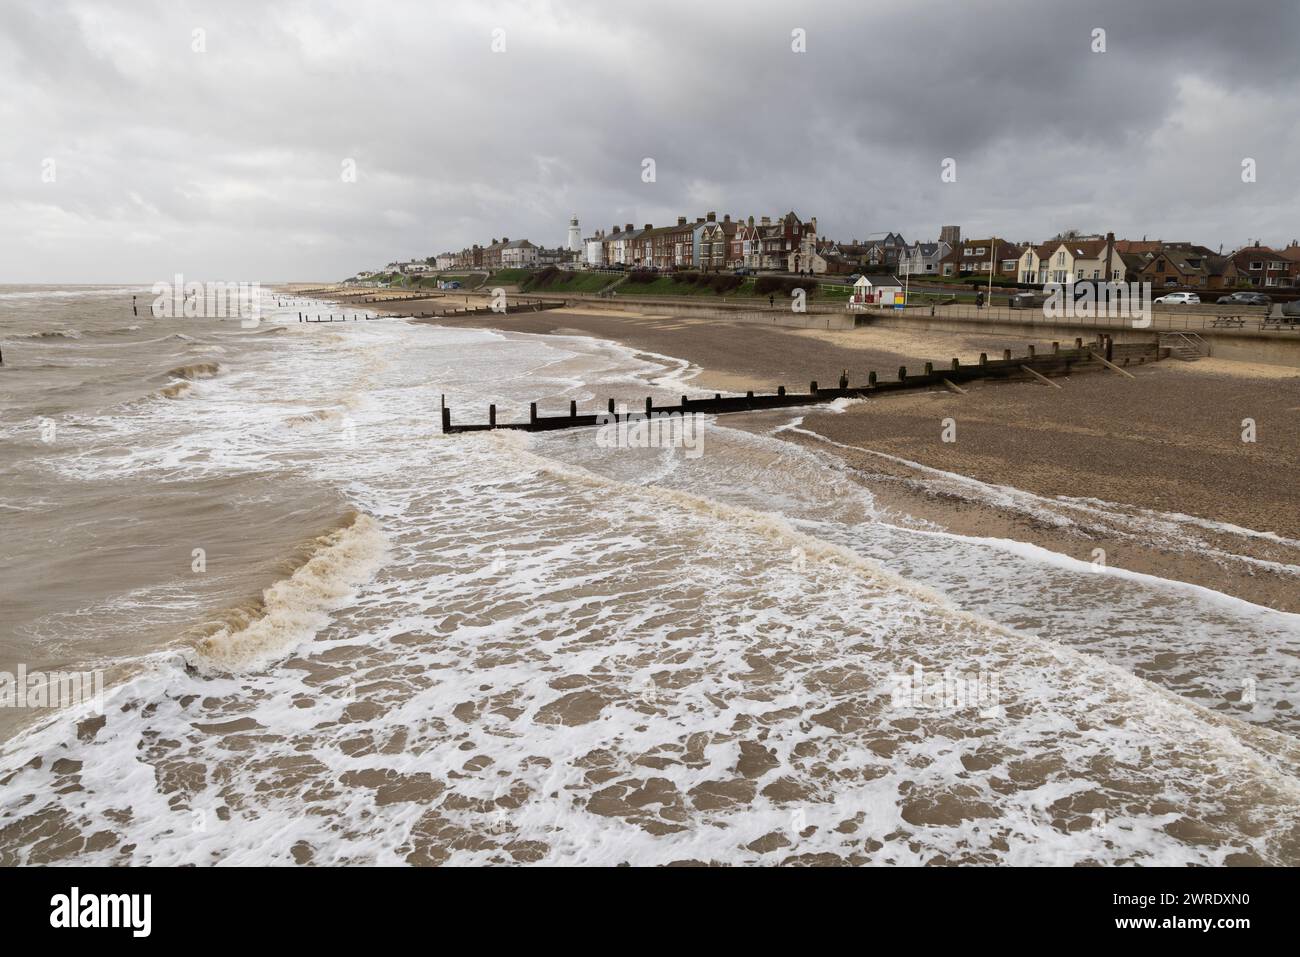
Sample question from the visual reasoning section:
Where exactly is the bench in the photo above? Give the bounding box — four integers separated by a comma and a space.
1211, 316, 1246, 328
1261, 318, 1300, 331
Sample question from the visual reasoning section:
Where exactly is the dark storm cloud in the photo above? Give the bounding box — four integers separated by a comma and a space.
1, 0, 1296, 281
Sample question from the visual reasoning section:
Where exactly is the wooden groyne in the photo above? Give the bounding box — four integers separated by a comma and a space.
297, 300, 563, 323
441, 335, 1163, 434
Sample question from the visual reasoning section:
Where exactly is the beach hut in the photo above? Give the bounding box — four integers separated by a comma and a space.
851, 274, 904, 307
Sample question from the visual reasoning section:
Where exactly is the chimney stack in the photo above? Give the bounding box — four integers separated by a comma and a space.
707, 211, 716, 222
677, 216, 687, 226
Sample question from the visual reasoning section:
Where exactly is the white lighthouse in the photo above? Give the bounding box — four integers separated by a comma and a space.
567, 215, 581, 252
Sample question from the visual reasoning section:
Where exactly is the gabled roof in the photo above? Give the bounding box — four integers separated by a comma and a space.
1114, 239, 1163, 254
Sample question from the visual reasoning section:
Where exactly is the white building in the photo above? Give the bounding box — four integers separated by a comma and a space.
568, 215, 582, 252
584, 230, 606, 267
500, 239, 539, 268
898, 241, 952, 276
850, 274, 904, 307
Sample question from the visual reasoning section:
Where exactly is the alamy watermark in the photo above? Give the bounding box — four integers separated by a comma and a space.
595, 408, 704, 458
151, 274, 263, 327
0, 664, 105, 713
890, 662, 1001, 718
1042, 281, 1152, 328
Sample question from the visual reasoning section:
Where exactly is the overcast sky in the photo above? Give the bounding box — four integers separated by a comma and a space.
3, 0, 1297, 282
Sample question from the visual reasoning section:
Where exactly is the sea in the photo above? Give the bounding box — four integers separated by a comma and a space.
1, 283, 1298, 865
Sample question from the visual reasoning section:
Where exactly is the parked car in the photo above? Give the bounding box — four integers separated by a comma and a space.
1153, 291, 1200, 305
1009, 291, 1049, 309
445, 281, 461, 289
848, 273, 862, 281
1281, 300, 1300, 318
733, 267, 755, 276
1216, 291, 1271, 306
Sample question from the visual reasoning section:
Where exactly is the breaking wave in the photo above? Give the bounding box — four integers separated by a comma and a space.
184, 512, 388, 674
165, 361, 222, 381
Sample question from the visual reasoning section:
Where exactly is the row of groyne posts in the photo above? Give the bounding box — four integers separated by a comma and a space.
295, 295, 560, 323
441, 334, 1161, 434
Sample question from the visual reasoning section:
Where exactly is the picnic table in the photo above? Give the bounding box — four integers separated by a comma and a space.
1211, 315, 1246, 328
1261, 316, 1300, 331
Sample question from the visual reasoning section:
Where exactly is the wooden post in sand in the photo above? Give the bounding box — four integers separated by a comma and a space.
645, 397, 653, 417
898, 366, 907, 381
1002, 349, 1011, 361
868, 371, 877, 385
571, 400, 578, 419
951, 358, 960, 371
839, 369, 849, 389
778, 386, 786, 396
489, 404, 496, 427
608, 398, 615, 416
980, 353, 988, 366
530, 402, 538, 425
441, 406, 451, 432
924, 362, 933, 375
810, 380, 818, 395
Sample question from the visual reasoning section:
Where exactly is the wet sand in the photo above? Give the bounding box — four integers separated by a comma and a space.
408, 302, 1300, 612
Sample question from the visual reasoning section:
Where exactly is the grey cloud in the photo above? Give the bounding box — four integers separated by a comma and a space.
1, 0, 1297, 282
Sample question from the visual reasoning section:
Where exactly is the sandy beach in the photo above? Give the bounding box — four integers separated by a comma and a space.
372, 295, 1300, 613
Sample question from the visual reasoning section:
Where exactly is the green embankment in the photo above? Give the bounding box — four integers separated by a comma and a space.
485, 269, 533, 286
519, 270, 620, 294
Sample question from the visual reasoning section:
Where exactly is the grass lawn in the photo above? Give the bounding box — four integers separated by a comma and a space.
486, 268, 533, 285
520, 272, 619, 294
617, 276, 741, 297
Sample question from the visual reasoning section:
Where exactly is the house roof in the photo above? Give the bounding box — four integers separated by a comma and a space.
856, 274, 902, 286
1114, 240, 1163, 254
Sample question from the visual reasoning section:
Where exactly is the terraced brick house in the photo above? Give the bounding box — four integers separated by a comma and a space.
1226, 242, 1297, 288
695, 212, 736, 271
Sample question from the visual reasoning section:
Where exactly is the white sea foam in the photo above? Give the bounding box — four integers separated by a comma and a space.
3, 305, 1300, 867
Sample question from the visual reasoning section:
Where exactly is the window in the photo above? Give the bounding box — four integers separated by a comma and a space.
1166, 277, 1177, 286
1092, 270, 1100, 279
1250, 261, 1262, 270
1112, 269, 1122, 280
975, 247, 986, 255
963, 247, 973, 255
1076, 270, 1084, 280
943, 264, 954, 276
1001, 260, 1016, 271
1057, 252, 1065, 265
1267, 276, 1278, 286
